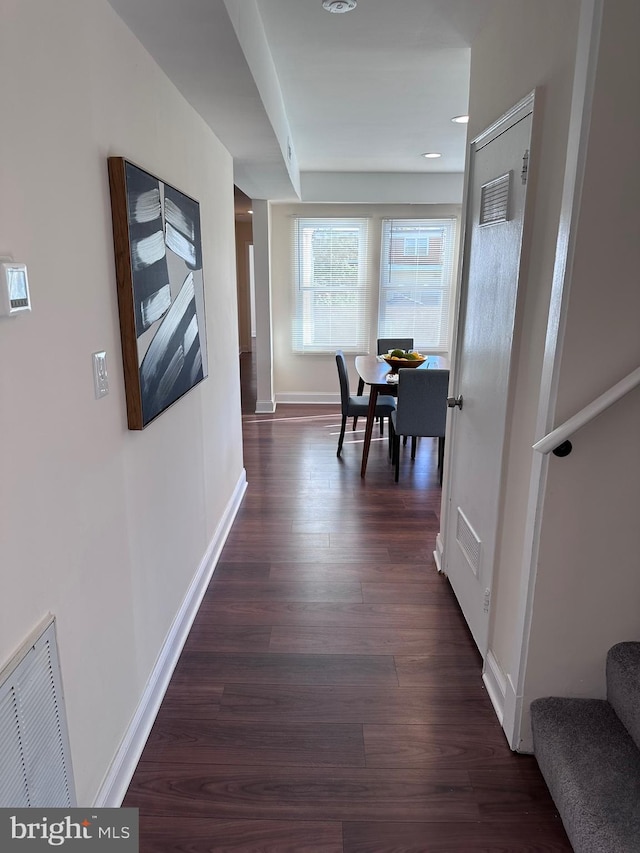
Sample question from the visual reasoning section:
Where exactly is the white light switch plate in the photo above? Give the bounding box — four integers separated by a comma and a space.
0, 258, 31, 316
92, 351, 109, 399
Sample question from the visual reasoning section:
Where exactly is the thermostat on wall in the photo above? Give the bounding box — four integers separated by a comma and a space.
0, 260, 31, 316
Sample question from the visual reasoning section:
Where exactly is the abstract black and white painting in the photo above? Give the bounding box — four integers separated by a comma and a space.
108, 158, 208, 429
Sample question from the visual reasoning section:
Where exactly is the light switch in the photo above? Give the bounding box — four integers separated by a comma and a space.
92, 351, 109, 399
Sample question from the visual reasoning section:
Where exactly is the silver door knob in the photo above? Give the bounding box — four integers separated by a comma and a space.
447, 395, 463, 409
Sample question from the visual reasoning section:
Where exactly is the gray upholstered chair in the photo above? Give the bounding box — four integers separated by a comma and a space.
335, 350, 396, 458
377, 337, 414, 355
390, 368, 449, 483
357, 338, 415, 396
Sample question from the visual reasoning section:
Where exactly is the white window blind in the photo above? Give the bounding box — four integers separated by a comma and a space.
292, 217, 370, 353
378, 218, 456, 352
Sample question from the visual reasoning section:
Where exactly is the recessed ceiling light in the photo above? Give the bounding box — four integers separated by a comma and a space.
422, 152, 442, 159
451, 114, 469, 124
322, 0, 357, 12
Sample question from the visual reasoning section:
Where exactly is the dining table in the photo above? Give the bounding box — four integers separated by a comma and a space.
355, 354, 450, 478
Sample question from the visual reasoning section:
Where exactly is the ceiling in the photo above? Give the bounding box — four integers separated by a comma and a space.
107, 0, 500, 203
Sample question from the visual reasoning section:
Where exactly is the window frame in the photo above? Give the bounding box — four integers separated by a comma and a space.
377, 217, 457, 354
292, 216, 370, 354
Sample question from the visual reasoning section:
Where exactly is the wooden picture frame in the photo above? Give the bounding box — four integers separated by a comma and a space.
108, 158, 208, 429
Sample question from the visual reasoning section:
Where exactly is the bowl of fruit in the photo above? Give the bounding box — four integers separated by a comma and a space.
382, 348, 427, 371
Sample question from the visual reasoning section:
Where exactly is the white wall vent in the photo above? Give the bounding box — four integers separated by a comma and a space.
456, 507, 482, 577
479, 172, 511, 225
0, 617, 76, 807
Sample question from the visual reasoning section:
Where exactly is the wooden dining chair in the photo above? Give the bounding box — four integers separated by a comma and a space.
335, 350, 396, 457
390, 368, 449, 483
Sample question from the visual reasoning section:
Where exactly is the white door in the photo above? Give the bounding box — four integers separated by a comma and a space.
444, 95, 534, 655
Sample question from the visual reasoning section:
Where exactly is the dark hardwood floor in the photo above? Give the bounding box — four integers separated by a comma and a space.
123, 352, 571, 852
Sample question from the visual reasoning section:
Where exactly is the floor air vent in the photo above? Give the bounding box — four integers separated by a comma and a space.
456, 507, 482, 577
0, 617, 76, 807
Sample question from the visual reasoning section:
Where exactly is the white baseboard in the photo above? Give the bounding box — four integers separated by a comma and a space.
275, 392, 340, 405
93, 469, 248, 807
483, 649, 507, 726
434, 532, 444, 573
502, 673, 530, 751
507, 684, 534, 753
255, 399, 276, 413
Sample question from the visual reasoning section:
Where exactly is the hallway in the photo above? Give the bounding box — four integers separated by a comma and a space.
123, 355, 571, 851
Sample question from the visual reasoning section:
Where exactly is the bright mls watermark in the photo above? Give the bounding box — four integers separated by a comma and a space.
0, 809, 138, 851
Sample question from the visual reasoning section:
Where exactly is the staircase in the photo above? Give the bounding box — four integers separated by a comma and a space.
531, 642, 640, 852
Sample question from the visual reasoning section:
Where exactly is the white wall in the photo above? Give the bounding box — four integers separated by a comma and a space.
269, 202, 461, 402
523, 0, 640, 724
0, 0, 244, 804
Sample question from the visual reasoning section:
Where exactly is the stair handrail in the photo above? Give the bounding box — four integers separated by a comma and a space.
533, 365, 640, 455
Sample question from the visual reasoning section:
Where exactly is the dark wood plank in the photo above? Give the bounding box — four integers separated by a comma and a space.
223, 531, 330, 548
395, 655, 484, 685
342, 820, 572, 852
197, 601, 466, 629
469, 768, 564, 822
139, 817, 343, 853
125, 764, 476, 822
154, 683, 224, 718
142, 719, 365, 767
219, 545, 392, 562
217, 685, 497, 725
239, 480, 336, 494
291, 518, 439, 534
182, 624, 271, 653
269, 626, 477, 656
205, 580, 363, 603
363, 724, 522, 770
172, 652, 399, 686
362, 582, 456, 604
268, 561, 445, 583
212, 562, 273, 580
329, 529, 440, 549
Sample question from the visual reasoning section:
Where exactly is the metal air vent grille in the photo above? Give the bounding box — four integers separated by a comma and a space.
0, 618, 75, 807
480, 173, 511, 225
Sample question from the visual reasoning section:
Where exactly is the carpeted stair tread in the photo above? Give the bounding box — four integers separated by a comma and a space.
531, 696, 640, 853
607, 642, 640, 753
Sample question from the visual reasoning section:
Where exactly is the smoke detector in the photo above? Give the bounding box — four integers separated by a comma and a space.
322, 0, 357, 12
